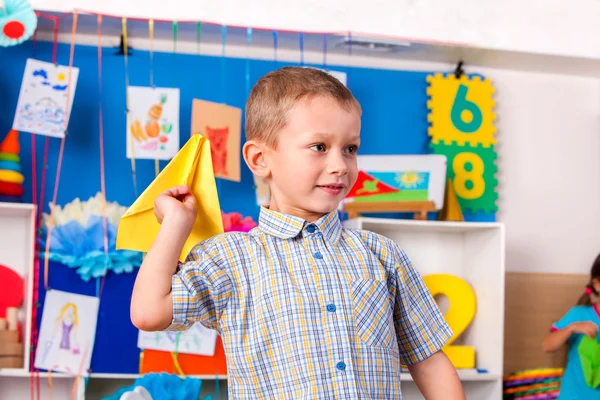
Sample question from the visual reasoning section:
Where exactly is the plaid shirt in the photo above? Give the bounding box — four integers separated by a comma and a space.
169, 207, 452, 399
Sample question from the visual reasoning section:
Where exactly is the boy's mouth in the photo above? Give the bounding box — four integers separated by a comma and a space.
317, 183, 346, 195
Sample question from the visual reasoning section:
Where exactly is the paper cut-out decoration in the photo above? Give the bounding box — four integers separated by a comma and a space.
343, 155, 447, 209
191, 99, 242, 182
34, 289, 99, 375
38, 192, 144, 281
117, 134, 224, 262
127, 86, 180, 160
13, 59, 79, 138
0, 129, 24, 202
138, 323, 218, 357
579, 335, 600, 389
0, 0, 37, 47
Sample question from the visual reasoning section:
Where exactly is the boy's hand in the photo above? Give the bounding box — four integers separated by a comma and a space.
154, 185, 198, 230
569, 321, 599, 338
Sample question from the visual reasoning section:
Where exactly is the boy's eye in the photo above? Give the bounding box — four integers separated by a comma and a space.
310, 144, 326, 152
345, 145, 358, 154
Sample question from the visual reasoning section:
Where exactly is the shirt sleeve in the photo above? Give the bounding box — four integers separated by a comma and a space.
390, 242, 453, 366
551, 307, 581, 332
164, 238, 232, 332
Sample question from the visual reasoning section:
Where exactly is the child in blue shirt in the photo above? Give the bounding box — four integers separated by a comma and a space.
543, 254, 600, 399
130, 67, 464, 399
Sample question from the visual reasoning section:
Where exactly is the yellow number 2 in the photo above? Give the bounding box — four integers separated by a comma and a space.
423, 274, 477, 369
453, 152, 485, 200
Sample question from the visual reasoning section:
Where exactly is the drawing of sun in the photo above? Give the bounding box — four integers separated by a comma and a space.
57, 72, 65, 82
396, 172, 424, 189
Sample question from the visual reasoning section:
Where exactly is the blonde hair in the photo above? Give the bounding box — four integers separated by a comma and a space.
245, 66, 361, 148
56, 303, 78, 327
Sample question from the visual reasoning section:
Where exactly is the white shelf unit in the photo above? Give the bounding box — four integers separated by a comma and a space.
343, 217, 505, 400
0, 202, 36, 372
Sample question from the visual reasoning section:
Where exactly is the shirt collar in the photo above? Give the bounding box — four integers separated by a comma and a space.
258, 207, 342, 244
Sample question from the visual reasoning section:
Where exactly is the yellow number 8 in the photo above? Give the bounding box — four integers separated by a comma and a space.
423, 274, 476, 369
453, 152, 485, 200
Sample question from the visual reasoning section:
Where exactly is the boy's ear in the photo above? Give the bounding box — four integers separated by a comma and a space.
243, 140, 270, 178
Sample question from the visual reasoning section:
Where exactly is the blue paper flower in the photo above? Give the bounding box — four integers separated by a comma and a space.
39, 193, 144, 281
0, 0, 37, 47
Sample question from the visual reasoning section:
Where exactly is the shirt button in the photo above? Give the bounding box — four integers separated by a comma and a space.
326, 304, 336, 313
336, 362, 346, 371
306, 224, 316, 233
313, 252, 323, 259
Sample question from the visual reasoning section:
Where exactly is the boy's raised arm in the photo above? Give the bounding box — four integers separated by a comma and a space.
130, 186, 197, 331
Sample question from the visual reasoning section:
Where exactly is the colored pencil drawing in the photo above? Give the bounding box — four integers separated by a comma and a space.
127, 86, 180, 160
205, 126, 229, 176
34, 290, 99, 375
138, 322, 217, 356
191, 99, 242, 182
12, 58, 79, 138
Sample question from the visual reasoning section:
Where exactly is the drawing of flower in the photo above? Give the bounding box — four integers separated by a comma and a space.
38, 193, 143, 281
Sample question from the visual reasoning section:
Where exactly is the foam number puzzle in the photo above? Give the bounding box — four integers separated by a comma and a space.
423, 273, 477, 369
426, 73, 498, 213
431, 141, 498, 213
191, 99, 242, 182
34, 290, 99, 375
127, 86, 180, 160
12, 58, 79, 138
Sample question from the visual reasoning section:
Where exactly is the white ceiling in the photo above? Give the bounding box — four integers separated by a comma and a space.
32, 11, 600, 78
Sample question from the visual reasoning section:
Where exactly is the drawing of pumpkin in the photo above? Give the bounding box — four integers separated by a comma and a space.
145, 120, 160, 138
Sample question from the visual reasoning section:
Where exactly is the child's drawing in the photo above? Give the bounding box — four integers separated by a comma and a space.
138, 322, 217, 356
191, 99, 242, 182
34, 290, 99, 375
205, 126, 230, 176
12, 58, 80, 138
127, 86, 180, 160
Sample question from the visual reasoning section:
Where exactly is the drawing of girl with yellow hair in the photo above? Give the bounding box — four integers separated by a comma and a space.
47, 302, 80, 372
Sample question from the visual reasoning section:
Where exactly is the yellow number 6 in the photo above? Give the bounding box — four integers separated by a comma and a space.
423, 274, 477, 369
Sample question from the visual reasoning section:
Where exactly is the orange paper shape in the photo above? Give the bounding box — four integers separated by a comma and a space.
116, 134, 224, 262
0, 130, 19, 154
191, 99, 242, 182
141, 336, 228, 376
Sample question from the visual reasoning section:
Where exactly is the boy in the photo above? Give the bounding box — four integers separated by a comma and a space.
131, 67, 464, 399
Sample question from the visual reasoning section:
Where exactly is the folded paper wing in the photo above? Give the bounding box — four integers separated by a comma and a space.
116, 135, 224, 262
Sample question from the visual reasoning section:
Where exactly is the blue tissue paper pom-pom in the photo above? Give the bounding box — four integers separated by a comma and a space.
39, 215, 143, 281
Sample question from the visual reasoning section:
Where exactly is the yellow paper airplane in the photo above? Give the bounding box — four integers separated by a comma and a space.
116, 134, 224, 262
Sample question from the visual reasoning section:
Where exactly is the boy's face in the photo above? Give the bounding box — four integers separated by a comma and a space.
263, 95, 361, 222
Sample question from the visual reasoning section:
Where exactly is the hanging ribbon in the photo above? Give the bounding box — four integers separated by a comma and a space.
323, 33, 328, 69
97, 15, 108, 300
299, 32, 304, 66
122, 17, 138, 197
196, 21, 201, 55
245, 27, 252, 100
220, 24, 226, 102
272, 30, 278, 63
43, 11, 79, 290
149, 20, 159, 177
347, 31, 352, 56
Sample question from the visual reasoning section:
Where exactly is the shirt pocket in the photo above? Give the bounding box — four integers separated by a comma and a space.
351, 279, 394, 349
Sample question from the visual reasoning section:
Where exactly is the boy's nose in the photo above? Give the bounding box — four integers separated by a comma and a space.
327, 154, 348, 175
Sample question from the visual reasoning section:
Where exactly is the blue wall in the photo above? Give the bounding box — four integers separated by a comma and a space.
0, 40, 493, 374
